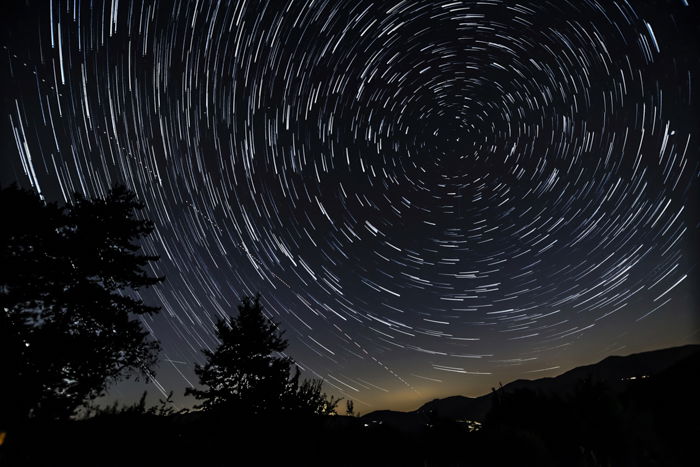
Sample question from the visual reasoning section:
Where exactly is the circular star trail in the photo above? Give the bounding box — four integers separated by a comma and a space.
3, 0, 698, 408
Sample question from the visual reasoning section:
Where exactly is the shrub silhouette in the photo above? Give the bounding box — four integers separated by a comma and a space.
0, 184, 163, 424
186, 294, 339, 417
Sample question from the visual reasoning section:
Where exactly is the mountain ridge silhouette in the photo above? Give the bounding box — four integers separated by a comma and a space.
361, 344, 700, 431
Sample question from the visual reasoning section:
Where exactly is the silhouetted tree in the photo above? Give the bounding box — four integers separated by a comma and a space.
346, 399, 355, 417
186, 295, 339, 417
0, 184, 163, 424
291, 376, 342, 416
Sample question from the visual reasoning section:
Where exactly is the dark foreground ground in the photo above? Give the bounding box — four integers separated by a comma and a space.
2, 349, 698, 467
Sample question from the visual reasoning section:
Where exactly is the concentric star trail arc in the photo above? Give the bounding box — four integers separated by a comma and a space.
3, 0, 698, 409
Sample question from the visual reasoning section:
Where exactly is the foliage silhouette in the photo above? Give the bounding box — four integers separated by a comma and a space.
1, 344, 697, 466
345, 399, 355, 416
0, 184, 163, 424
186, 294, 339, 417
81, 390, 177, 419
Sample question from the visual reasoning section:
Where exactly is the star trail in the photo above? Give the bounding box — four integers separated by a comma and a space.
2, 0, 698, 411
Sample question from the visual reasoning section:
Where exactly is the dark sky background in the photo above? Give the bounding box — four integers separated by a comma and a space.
2, 0, 698, 412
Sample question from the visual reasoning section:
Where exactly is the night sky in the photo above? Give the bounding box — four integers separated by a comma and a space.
2, 0, 698, 412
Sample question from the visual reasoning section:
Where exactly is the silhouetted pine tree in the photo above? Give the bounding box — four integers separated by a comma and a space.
186, 295, 339, 416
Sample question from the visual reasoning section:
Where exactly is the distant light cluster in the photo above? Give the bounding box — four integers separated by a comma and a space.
5, 0, 697, 406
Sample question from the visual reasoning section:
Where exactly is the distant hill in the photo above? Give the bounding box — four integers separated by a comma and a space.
362, 344, 700, 431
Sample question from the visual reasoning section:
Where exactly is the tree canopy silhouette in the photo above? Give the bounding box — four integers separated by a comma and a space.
186, 295, 339, 417
0, 184, 163, 423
